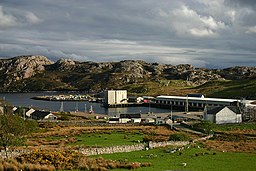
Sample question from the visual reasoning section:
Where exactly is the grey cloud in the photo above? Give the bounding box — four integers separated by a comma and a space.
0, 0, 255, 68
226, 0, 256, 8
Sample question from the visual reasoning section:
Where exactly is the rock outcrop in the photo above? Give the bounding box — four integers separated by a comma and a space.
0, 55, 53, 87
0, 55, 255, 92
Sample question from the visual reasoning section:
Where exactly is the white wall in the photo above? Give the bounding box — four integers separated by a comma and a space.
115, 90, 127, 104
131, 118, 141, 123
216, 107, 241, 124
119, 118, 131, 123
204, 112, 215, 123
104, 90, 127, 105
26, 108, 35, 117
45, 114, 57, 120
105, 90, 116, 105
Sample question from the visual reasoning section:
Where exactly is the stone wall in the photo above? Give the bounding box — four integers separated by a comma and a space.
79, 144, 145, 156
0, 135, 213, 158
149, 141, 189, 148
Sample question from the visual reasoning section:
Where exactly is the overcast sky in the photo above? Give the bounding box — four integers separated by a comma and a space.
0, 0, 256, 68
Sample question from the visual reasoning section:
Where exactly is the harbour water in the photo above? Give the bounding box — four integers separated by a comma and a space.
0, 92, 172, 115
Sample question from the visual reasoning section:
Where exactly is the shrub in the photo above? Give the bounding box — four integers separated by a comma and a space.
169, 133, 191, 141
193, 121, 216, 134
0, 158, 55, 171
16, 149, 152, 171
16, 149, 81, 170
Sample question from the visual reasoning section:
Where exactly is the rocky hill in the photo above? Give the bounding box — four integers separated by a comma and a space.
0, 55, 255, 93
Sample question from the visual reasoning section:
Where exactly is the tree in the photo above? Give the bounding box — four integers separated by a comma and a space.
0, 114, 38, 158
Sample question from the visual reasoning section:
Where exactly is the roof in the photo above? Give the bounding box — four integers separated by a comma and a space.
226, 106, 241, 114
205, 106, 241, 115
109, 118, 119, 121
156, 95, 239, 103
31, 110, 53, 119
187, 94, 204, 98
120, 113, 141, 118
205, 106, 224, 114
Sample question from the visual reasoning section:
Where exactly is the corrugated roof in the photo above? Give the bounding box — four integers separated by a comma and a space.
205, 106, 224, 114
31, 110, 52, 119
156, 95, 239, 103
205, 106, 241, 115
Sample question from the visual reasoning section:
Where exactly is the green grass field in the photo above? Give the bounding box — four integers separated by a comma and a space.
98, 146, 256, 171
71, 131, 144, 147
121, 78, 256, 99
215, 122, 256, 131
197, 79, 256, 99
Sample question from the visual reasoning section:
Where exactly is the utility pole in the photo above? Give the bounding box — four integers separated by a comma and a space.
84, 104, 87, 113
170, 105, 173, 129
75, 102, 78, 112
148, 100, 151, 114
23, 108, 26, 120
185, 96, 189, 113
60, 102, 64, 112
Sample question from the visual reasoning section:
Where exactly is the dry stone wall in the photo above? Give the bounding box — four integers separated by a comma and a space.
0, 135, 213, 158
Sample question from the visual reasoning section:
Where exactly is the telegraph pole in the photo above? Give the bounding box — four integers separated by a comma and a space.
60, 102, 64, 112
170, 105, 173, 129
185, 96, 189, 113
23, 108, 26, 120
84, 104, 87, 113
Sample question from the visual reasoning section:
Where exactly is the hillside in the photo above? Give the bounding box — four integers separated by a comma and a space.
0, 55, 255, 99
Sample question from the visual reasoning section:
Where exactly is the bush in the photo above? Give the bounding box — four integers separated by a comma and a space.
193, 121, 216, 134
59, 113, 71, 121
16, 149, 152, 170
169, 133, 191, 141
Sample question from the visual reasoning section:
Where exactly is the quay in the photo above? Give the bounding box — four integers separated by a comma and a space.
31, 95, 89, 101
103, 103, 144, 108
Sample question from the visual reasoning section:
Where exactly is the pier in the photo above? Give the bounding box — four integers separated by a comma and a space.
31, 94, 90, 101
103, 103, 144, 108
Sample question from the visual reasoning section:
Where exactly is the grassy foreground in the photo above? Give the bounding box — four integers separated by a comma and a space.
98, 146, 256, 171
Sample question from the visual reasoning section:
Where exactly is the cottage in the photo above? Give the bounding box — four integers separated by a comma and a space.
108, 117, 119, 124
155, 117, 166, 125
119, 113, 141, 123
31, 110, 57, 120
204, 106, 242, 124
144, 118, 155, 123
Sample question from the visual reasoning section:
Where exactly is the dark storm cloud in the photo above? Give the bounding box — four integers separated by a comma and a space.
0, 0, 255, 68
226, 0, 256, 8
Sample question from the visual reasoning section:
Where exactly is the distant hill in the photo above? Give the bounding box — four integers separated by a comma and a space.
0, 55, 255, 99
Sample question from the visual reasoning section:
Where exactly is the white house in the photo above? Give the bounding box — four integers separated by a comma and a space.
204, 106, 242, 124
155, 117, 173, 125
108, 113, 142, 124
144, 118, 155, 123
108, 117, 119, 124
131, 118, 141, 123
119, 113, 141, 123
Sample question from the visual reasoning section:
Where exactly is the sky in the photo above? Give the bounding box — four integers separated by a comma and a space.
0, 0, 256, 68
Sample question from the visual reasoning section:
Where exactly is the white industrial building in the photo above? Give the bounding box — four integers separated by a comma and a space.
104, 90, 127, 106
